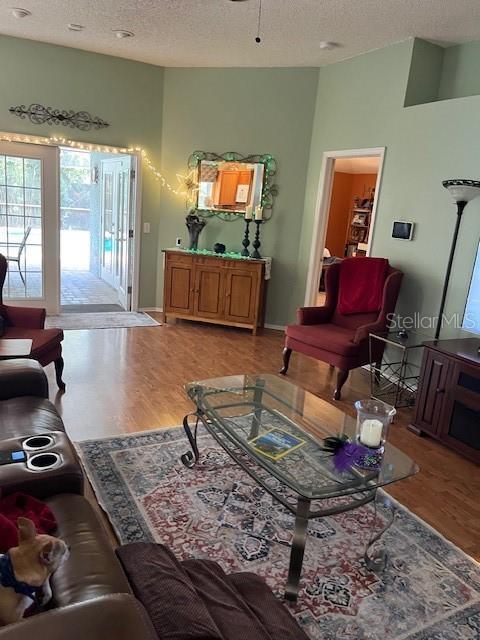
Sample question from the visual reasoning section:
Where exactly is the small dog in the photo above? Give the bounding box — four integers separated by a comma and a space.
0, 517, 69, 626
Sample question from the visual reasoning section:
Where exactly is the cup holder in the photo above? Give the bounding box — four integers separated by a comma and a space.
27, 452, 61, 472
23, 435, 55, 451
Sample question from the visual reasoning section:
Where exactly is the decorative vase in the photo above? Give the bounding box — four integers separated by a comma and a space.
185, 212, 207, 250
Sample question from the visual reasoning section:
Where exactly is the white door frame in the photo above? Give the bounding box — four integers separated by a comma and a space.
131, 153, 142, 312
99, 154, 138, 311
0, 133, 143, 314
304, 147, 386, 307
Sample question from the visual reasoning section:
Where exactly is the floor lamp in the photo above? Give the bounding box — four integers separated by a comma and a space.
436, 179, 480, 340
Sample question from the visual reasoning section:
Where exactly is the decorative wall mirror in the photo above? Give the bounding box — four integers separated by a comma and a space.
187, 151, 278, 221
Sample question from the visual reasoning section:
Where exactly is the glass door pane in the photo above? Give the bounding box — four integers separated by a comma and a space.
0, 142, 59, 313
0, 154, 42, 298
100, 156, 133, 309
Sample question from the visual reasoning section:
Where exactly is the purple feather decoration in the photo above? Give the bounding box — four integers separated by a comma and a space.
333, 441, 380, 472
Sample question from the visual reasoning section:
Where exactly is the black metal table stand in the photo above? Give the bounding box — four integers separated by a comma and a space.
180, 413, 200, 468
285, 496, 311, 601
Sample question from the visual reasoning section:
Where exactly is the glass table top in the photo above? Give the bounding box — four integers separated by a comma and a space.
185, 374, 419, 501
370, 329, 432, 348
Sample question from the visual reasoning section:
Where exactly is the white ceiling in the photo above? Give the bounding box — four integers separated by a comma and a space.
334, 157, 380, 174
1, 0, 480, 67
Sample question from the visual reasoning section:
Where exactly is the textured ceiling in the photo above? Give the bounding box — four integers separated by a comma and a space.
335, 157, 380, 174
1, 0, 480, 67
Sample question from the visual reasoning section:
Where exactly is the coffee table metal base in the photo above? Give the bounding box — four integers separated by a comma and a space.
181, 411, 395, 601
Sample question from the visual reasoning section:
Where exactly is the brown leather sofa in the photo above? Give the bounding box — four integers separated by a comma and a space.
0, 359, 153, 639
0, 360, 308, 640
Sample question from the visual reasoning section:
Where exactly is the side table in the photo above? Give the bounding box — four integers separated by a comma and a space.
369, 330, 430, 408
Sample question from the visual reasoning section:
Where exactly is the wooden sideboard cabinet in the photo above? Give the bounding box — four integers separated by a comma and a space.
409, 338, 480, 463
162, 249, 268, 334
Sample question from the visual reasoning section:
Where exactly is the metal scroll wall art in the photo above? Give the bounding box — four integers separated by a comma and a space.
187, 151, 278, 222
9, 104, 109, 131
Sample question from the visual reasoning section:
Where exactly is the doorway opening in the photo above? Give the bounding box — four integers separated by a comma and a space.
60, 148, 136, 312
305, 148, 385, 307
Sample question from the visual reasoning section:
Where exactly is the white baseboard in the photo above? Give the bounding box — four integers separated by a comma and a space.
139, 307, 163, 313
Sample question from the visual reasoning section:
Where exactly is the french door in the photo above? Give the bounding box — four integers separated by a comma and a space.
0, 142, 59, 314
100, 156, 133, 310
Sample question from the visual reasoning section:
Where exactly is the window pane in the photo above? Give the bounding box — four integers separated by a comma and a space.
25, 187, 41, 206
1, 153, 43, 300
6, 157, 24, 187
24, 158, 41, 188
7, 186, 24, 205
0, 214, 6, 244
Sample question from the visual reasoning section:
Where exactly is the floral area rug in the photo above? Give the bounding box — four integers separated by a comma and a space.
77, 427, 480, 639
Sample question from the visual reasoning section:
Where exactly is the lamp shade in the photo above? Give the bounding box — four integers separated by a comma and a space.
443, 179, 480, 203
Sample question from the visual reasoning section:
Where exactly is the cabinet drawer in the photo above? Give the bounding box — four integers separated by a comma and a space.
164, 252, 193, 266
224, 261, 263, 273
194, 256, 225, 268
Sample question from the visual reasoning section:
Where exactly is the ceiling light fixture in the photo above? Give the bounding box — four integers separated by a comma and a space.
228, 0, 263, 44
319, 41, 339, 50
67, 23, 84, 32
255, 0, 262, 43
113, 29, 134, 39
11, 7, 31, 18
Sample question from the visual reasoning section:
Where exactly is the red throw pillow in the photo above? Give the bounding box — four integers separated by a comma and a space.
0, 514, 19, 552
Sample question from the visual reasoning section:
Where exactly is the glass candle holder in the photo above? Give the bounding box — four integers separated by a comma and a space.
354, 399, 396, 451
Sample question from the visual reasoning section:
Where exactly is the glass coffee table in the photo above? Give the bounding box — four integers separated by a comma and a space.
182, 374, 419, 601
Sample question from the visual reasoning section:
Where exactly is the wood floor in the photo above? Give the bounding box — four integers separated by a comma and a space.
44, 316, 480, 560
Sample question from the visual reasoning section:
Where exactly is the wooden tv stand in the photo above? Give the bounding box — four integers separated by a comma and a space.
162, 249, 268, 335
409, 338, 480, 463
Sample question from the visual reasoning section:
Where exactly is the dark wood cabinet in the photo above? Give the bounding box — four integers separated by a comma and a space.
162, 250, 267, 334
410, 339, 480, 463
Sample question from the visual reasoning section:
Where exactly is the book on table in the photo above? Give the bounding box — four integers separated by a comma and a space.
249, 428, 306, 461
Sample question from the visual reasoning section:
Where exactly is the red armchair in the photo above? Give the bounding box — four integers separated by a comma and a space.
0, 254, 65, 390
280, 258, 403, 400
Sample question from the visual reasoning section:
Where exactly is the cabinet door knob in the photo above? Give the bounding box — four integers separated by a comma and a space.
436, 388, 445, 394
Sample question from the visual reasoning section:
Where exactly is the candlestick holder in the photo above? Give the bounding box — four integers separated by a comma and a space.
241, 219, 251, 256
250, 220, 262, 259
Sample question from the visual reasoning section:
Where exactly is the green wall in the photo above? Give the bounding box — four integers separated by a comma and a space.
404, 39, 444, 107
158, 67, 318, 325
0, 35, 163, 308
438, 40, 480, 100
3, 33, 480, 333
299, 39, 480, 337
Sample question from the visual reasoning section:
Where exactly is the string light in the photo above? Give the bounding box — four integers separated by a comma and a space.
0, 131, 191, 196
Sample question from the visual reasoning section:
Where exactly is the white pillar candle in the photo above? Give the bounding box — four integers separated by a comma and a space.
360, 419, 383, 448
254, 205, 263, 221
245, 205, 253, 220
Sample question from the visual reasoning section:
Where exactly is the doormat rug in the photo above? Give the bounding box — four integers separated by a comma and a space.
46, 311, 160, 330
77, 427, 480, 639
